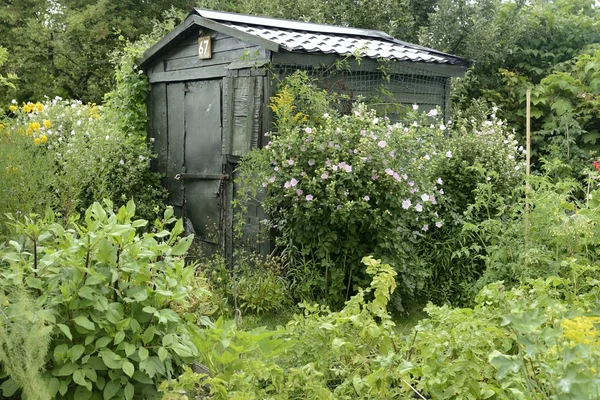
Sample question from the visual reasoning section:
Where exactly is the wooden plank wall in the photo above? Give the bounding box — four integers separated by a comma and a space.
148, 30, 268, 83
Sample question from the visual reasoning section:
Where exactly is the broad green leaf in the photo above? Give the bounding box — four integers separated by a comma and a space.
103, 380, 120, 400
170, 235, 193, 256
48, 377, 61, 397
57, 362, 79, 376
124, 383, 134, 400
70, 344, 86, 362
114, 331, 126, 345
141, 327, 156, 344
122, 360, 135, 377
57, 324, 72, 340
0, 379, 20, 397
124, 343, 136, 357
157, 346, 168, 362
138, 347, 149, 361
73, 316, 95, 331
96, 337, 112, 349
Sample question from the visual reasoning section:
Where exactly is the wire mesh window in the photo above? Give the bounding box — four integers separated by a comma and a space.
274, 60, 451, 122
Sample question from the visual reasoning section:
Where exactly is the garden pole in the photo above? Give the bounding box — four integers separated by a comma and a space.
525, 88, 531, 248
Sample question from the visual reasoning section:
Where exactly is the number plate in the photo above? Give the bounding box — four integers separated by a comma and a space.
198, 36, 212, 60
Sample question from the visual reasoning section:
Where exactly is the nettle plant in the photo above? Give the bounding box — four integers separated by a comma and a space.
0, 201, 209, 400
238, 78, 452, 307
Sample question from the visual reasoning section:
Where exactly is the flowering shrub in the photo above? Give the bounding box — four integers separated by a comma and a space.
239, 75, 455, 307
0, 97, 166, 233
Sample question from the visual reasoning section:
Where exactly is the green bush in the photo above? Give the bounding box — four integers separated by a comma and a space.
0, 201, 211, 399
0, 99, 166, 234
238, 74, 455, 309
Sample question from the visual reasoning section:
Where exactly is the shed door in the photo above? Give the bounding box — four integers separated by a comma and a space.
179, 80, 223, 252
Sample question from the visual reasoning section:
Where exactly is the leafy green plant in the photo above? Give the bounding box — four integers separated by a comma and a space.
238, 73, 454, 309
0, 201, 210, 399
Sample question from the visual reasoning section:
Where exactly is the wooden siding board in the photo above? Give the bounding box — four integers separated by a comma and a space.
148, 66, 227, 83
166, 83, 185, 206
164, 37, 263, 61
222, 76, 234, 155
165, 47, 267, 72
150, 83, 168, 175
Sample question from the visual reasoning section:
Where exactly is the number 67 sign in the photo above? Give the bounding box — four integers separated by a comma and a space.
198, 36, 212, 60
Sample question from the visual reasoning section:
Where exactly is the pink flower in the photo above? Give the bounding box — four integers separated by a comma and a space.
408, 181, 414, 187
262, 182, 268, 187
296, 189, 303, 196
393, 173, 401, 182
378, 140, 387, 148
446, 151, 453, 158
305, 127, 313, 134
422, 224, 429, 231
421, 193, 430, 202
290, 178, 298, 187
415, 204, 423, 212
321, 172, 329, 179
264, 132, 270, 137
274, 166, 279, 172
389, 151, 395, 158
288, 159, 295, 166
435, 221, 443, 228
385, 168, 394, 176
332, 165, 338, 171
328, 141, 334, 148
402, 174, 408, 180
284, 181, 291, 189
268, 176, 276, 183
371, 174, 378, 181
344, 164, 352, 173
364, 196, 370, 201
306, 194, 314, 201
325, 160, 332, 167
437, 177, 443, 185
402, 199, 411, 209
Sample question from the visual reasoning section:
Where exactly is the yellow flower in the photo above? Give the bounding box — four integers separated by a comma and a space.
29, 122, 41, 131
43, 120, 51, 129
26, 128, 33, 136
9, 105, 17, 112
35, 102, 44, 112
22, 103, 32, 113
34, 137, 41, 145
562, 316, 600, 346
40, 135, 48, 144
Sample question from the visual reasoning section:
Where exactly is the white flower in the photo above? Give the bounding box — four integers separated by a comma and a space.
323, 113, 329, 118
427, 109, 438, 117
439, 124, 446, 131
105, 135, 110, 140
119, 159, 125, 165
372, 117, 379, 124
446, 151, 453, 158
11, 99, 17, 104
412, 104, 419, 110
421, 193, 430, 202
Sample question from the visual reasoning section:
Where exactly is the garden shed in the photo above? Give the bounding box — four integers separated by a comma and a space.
140, 8, 470, 259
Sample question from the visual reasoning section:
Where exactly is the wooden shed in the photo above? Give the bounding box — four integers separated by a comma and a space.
140, 8, 469, 258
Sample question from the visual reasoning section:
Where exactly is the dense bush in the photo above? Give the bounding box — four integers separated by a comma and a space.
0, 98, 166, 235
0, 201, 211, 399
238, 73, 524, 309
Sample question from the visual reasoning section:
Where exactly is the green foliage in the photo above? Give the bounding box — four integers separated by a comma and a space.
0, 1, 190, 104
0, 98, 167, 235
0, 201, 210, 399
198, 252, 292, 317
0, 290, 52, 400
238, 73, 452, 309
161, 256, 420, 399
420, 107, 524, 305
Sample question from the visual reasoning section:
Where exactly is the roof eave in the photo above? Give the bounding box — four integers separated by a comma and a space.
139, 15, 280, 68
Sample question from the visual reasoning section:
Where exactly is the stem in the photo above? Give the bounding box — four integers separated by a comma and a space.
113, 246, 121, 303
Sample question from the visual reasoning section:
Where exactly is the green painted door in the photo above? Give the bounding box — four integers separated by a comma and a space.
179, 80, 224, 253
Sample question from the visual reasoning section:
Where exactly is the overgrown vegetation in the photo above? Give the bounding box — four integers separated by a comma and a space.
2, 0, 600, 398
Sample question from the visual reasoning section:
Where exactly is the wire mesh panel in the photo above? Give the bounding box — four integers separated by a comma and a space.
274, 60, 452, 121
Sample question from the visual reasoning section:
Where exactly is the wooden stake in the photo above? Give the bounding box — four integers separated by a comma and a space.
525, 88, 531, 247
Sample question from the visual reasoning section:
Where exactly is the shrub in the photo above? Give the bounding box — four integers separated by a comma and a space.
0, 98, 166, 234
238, 74, 455, 308
0, 201, 211, 399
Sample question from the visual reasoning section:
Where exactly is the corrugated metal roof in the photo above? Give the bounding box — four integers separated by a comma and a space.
191, 8, 467, 66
